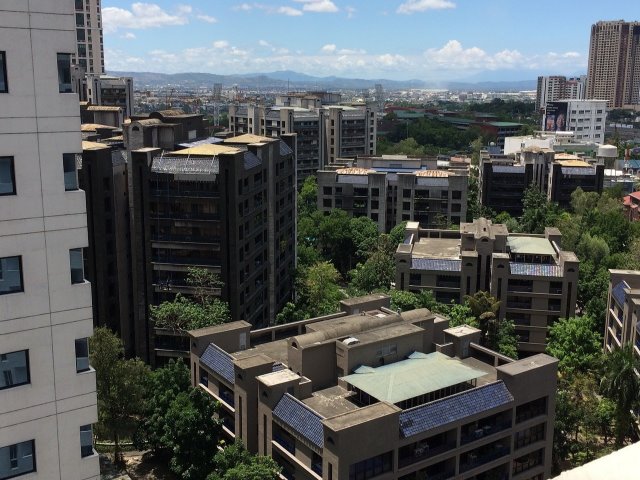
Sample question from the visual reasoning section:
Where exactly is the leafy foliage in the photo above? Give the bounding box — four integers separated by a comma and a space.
135, 359, 191, 453
163, 389, 221, 479
207, 442, 281, 480
90, 327, 151, 462
547, 316, 602, 375
151, 268, 231, 330
297, 261, 345, 318
599, 344, 640, 446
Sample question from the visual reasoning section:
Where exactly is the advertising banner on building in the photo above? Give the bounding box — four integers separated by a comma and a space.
544, 102, 568, 131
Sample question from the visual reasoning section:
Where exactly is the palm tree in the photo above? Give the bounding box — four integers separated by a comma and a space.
600, 344, 640, 446
465, 291, 501, 344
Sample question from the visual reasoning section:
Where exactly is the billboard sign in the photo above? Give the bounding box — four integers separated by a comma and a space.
544, 101, 568, 132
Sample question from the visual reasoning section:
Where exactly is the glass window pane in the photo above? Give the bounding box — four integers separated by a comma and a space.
0, 440, 35, 479
63, 153, 78, 191
0, 256, 23, 295
75, 338, 90, 372
80, 425, 93, 457
57, 53, 72, 93
70, 248, 84, 284
0, 350, 29, 390
0, 157, 15, 195
0, 51, 7, 93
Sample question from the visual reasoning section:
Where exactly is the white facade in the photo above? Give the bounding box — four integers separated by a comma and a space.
535, 75, 586, 111
565, 99, 608, 142
0, 1, 99, 479
73, 0, 104, 74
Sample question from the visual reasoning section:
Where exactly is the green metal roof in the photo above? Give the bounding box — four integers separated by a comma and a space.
507, 237, 556, 256
487, 121, 523, 127
342, 351, 486, 404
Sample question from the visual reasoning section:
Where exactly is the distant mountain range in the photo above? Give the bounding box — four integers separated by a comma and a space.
108, 70, 537, 92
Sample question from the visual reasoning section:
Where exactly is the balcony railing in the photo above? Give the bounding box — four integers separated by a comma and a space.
398, 441, 456, 468
150, 211, 220, 222
152, 256, 221, 267
152, 234, 221, 244
460, 446, 510, 473
461, 421, 512, 445
515, 430, 545, 450
150, 188, 219, 198
507, 301, 532, 309
273, 433, 295, 455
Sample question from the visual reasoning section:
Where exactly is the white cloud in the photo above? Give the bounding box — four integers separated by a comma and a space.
234, 3, 253, 11
277, 6, 304, 16
196, 14, 217, 23
213, 40, 230, 49
345, 6, 356, 18
121, 32, 137, 40
294, 0, 339, 13
103, 3, 191, 33
397, 0, 456, 14
258, 39, 272, 47
321, 44, 337, 53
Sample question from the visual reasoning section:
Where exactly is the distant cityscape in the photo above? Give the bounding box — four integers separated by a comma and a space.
1, 2, 640, 480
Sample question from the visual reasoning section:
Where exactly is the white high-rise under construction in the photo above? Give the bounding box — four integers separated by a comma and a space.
0, 1, 99, 479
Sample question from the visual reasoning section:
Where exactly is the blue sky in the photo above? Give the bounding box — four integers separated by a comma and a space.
103, 0, 637, 81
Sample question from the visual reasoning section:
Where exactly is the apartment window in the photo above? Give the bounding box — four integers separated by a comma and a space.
75, 338, 90, 373
80, 425, 94, 458
69, 248, 85, 284
0, 256, 23, 295
348, 451, 393, 480
63, 153, 78, 191
0, 157, 16, 195
0, 51, 7, 93
0, 440, 35, 479
57, 53, 72, 93
0, 350, 30, 390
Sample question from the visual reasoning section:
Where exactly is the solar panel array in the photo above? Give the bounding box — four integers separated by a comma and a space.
398, 381, 514, 438
509, 262, 562, 277
411, 258, 462, 272
611, 281, 629, 307
200, 343, 235, 385
272, 393, 325, 449
243, 151, 262, 170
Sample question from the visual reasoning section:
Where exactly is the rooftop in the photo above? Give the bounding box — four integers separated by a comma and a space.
336, 167, 375, 175
82, 140, 109, 151
302, 386, 359, 417
81, 123, 118, 132
170, 144, 242, 156
507, 236, 556, 256
223, 133, 273, 144
342, 351, 487, 405
412, 237, 460, 259
413, 170, 450, 177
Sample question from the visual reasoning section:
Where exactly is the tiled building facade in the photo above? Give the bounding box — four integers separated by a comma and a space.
189, 295, 557, 480
395, 219, 579, 354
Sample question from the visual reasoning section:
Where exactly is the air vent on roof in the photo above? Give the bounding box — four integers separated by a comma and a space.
343, 337, 360, 346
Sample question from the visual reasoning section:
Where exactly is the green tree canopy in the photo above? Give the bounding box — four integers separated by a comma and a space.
297, 175, 318, 218
297, 261, 345, 318
207, 442, 281, 480
90, 327, 150, 462
600, 344, 640, 446
163, 389, 221, 480
546, 316, 602, 375
135, 359, 191, 453
519, 184, 560, 234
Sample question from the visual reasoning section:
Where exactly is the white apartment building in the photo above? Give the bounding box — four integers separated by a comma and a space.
535, 76, 586, 111
73, 0, 104, 74
0, 2, 99, 480
543, 99, 608, 142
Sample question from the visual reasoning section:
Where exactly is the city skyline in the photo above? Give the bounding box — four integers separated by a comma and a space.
103, 0, 637, 81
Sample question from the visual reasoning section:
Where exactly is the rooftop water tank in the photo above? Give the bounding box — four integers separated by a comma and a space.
598, 144, 618, 158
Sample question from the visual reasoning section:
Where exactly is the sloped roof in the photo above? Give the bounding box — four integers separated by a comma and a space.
170, 144, 241, 156
223, 133, 272, 144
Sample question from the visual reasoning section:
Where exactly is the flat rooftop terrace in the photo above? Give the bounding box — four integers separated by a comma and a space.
507, 236, 556, 256
412, 237, 461, 258
342, 351, 487, 405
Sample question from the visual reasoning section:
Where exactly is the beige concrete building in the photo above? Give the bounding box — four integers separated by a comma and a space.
587, 20, 640, 108
395, 219, 579, 354
604, 270, 640, 359
73, 0, 104, 74
0, 1, 99, 479
189, 295, 558, 480
317, 156, 468, 232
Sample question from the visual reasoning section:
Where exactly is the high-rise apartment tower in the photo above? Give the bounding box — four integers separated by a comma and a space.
0, 1, 99, 479
73, 0, 105, 74
586, 20, 640, 108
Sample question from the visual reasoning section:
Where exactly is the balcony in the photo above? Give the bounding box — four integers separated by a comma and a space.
152, 233, 221, 244
150, 211, 220, 222
150, 188, 219, 198
506, 301, 532, 310
461, 420, 512, 445
273, 433, 296, 455
398, 440, 456, 468
152, 256, 221, 267
460, 445, 510, 473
